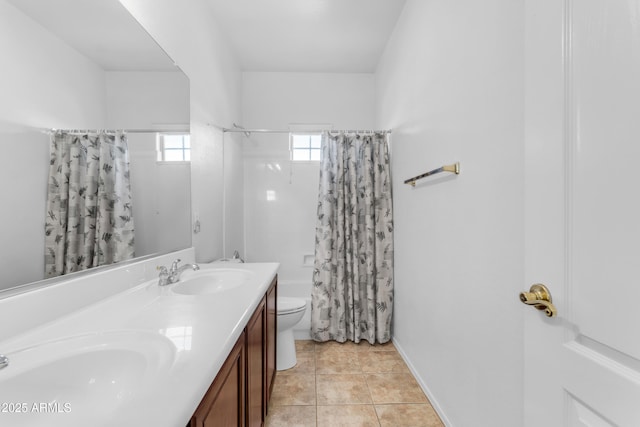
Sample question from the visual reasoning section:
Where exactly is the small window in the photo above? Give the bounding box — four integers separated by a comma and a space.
290, 133, 321, 161
157, 133, 190, 162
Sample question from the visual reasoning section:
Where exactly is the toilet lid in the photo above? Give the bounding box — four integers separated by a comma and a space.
278, 297, 306, 314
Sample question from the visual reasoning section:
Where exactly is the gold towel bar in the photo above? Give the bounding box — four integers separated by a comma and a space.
404, 162, 460, 187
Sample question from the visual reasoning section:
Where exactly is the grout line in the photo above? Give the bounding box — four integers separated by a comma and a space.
283, 340, 439, 426
363, 368, 382, 426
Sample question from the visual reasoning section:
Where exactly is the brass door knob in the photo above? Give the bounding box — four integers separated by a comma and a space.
520, 284, 557, 317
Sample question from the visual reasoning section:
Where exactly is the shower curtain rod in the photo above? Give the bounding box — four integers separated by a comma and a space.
45, 128, 189, 134
222, 128, 392, 134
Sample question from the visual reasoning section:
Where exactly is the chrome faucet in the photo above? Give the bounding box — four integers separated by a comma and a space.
157, 258, 199, 286
0, 354, 8, 370
232, 250, 245, 263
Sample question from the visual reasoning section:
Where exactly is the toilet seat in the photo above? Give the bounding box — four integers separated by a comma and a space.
278, 297, 306, 315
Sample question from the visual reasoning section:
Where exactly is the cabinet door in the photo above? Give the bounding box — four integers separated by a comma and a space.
191, 333, 245, 427
246, 297, 266, 427
265, 277, 277, 413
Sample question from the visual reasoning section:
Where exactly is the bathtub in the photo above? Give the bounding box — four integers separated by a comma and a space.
277, 280, 312, 340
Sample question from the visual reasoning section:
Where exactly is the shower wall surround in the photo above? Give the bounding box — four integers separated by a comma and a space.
241, 72, 376, 281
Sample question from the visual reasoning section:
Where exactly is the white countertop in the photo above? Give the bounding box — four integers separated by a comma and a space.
0, 259, 278, 427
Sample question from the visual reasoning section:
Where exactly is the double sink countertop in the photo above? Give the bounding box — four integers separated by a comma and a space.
0, 258, 278, 427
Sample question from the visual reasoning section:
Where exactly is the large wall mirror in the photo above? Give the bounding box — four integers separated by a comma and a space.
0, 0, 191, 293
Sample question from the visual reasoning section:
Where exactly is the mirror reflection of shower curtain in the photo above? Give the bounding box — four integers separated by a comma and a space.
311, 131, 394, 344
44, 130, 135, 277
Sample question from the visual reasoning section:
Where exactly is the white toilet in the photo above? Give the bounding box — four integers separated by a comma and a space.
276, 297, 307, 371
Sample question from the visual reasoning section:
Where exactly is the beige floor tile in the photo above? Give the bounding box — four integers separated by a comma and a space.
375, 403, 444, 427
366, 373, 428, 404
314, 340, 360, 355
358, 351, 409, 374
269, 343, 440, 426
316, 350, 361, 374
278, 352, 316, 375
265, 405, 317, 427
317, 405, 380, 427
296, 340, 316, 353
270, 373, 316, 406
316, 374, 372, 405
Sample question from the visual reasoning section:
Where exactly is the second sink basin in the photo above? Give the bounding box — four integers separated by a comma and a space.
0, 331, 176, 426
171, 269, 254, 295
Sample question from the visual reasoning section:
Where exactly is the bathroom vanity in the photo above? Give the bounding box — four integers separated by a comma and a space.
0, 249, 278, 427
190, 276, 276, 427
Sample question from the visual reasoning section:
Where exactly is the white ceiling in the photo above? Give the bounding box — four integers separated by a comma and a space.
207, 0, 407, 73
7, 0, 177, 71
8, 0, 406, 74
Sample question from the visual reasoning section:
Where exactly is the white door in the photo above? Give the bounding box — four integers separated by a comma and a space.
524, 0, 640, 425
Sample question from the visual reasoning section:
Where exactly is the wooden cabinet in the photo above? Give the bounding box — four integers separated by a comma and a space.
265, 279, 276, 412
190, 335, 245, 427
190, 276, 277, 427
246, 296, 265, 427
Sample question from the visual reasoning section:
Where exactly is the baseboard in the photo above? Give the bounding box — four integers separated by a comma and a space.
392, 337, 453, 427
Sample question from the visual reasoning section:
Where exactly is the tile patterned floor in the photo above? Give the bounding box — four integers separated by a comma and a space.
266, 340, 445, 427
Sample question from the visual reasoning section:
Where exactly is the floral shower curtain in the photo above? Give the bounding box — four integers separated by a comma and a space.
310, 131, 394, 344
44, 131, 135, 278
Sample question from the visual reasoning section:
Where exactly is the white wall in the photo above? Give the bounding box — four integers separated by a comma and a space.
0, 0, 107, 130
0, 132, 50, 289
0, 0, 107, 290
120, 0, 243, 264
242, 72, 375, 281
105, 71, 189, 129
242, 72, 375, 130
376, 1, 524, 426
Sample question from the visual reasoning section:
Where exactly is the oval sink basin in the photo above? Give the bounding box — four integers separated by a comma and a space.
171, 269, 254, 295
0, 331, 175, 426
